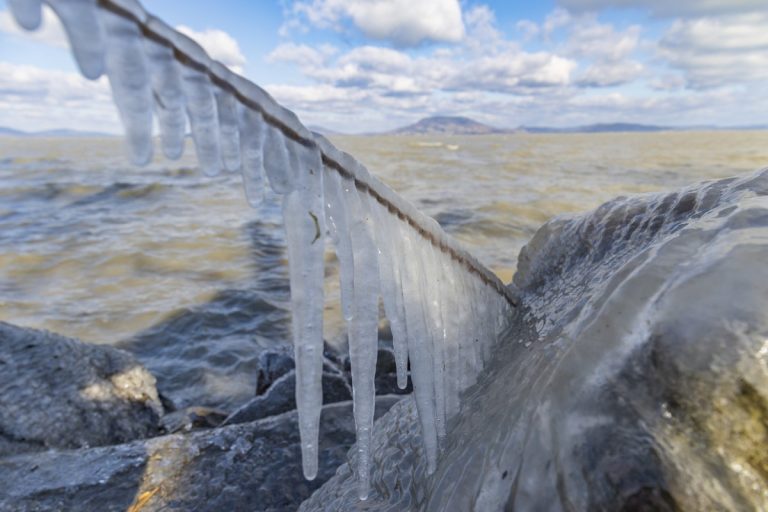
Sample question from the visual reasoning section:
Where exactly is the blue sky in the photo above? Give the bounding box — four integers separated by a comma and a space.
1, 0, 767, 133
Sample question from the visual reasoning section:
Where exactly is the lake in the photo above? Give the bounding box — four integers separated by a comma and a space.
1, 131, 766, 409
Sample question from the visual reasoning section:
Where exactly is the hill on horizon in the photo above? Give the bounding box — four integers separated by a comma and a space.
389, 116, 507, 135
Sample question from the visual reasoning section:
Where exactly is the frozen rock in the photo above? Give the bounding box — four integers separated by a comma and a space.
301, 169, 768, 511
0, 322, 163, 456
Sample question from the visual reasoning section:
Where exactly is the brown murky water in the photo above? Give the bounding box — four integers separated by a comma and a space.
1, 131, 766, 408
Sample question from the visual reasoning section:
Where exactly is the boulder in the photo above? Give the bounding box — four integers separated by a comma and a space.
224, 370, 352, 425
0, 322, 163, 456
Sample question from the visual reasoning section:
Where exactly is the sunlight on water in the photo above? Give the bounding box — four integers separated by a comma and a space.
1, 131, 766, 409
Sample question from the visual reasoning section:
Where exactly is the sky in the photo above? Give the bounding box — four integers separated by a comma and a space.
0, 0, 767, 133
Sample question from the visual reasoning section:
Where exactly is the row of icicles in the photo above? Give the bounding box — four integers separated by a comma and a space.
10, 0, 514, 499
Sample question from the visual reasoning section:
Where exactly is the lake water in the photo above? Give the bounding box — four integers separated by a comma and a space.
1, 132, 767, 410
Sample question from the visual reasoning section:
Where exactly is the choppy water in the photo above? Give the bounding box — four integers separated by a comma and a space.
1, 132, 767, 410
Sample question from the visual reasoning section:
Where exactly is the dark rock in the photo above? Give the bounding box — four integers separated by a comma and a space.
0, 322, 163, 456
339, 342, 413, 397
323, 340, 344, 368
255, 349, 295, 395
322, 372, 354, 403
161, 406, 229, 434
374, 345, 413, 396
225, 370, 353, 425
0, 396, 404, 512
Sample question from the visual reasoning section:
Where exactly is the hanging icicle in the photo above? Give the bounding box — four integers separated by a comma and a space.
10, 0, 516, 495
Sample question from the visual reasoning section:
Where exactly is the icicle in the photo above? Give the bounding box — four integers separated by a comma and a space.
342, 180, 381, 500
97, 2, 153, 165
213, 82, 241, 172
398, 221, 439, 473
47, 0, 104, 79
143, 17, 185, 160
369, 199, 409, 389
179, 68, 220, 175
323, 170, 355, 322
237, 106, 266, 207
170, 31, 220, 176
8, 0, 41, 30
262, 125, 293, 194
423, 246, 447, 441
281, 140, 326, 480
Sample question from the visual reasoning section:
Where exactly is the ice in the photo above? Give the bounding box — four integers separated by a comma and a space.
143, 18, 185, 160
237, 106, 267, 207
343, 182, 381, 500
398, 222, 439, 472
368, 200, 409, 388
441, 259, 461, 418
21, 0, 519, 494
47, 0, 104, 79
262, 126, 293, 194
8, 0, 41, 30
281, 142, 326, 480
176, 66, 220, 174
214, 87, 241, 173
97, 5, 153, 165
323, 170, 355, 322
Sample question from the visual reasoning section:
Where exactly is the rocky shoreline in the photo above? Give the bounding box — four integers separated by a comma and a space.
0, 322, 409, 511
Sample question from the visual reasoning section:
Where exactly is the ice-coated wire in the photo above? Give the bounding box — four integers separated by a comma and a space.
14, 0, 518, 493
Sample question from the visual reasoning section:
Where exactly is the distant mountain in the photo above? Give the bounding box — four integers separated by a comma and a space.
390, 116, 507, 135
0, 127, 25, 136
0, 126, 115, 137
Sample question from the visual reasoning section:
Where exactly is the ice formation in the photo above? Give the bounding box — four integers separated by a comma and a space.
10, 0, 515, 498
302, 169, 768, 510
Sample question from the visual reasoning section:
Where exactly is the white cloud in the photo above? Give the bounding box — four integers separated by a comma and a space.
520, 11, 645, 88
269, 39, 577, 97
463, 5, 502, 46
659, 12, 768, 88
175, 25, 246, 74
0, 62, 119, 132
557, 0, 767, 18
542, 8, 572, 38
576, 61, 644, 87
0, 5, 68, 48
287, 0, 465, 46
446, 53, 576, 92
566, 21, 641, 61
267, 42, 337, 70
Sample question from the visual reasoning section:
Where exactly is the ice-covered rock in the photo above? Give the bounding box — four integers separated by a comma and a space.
301, 169, 768, 511
0, 322, 163, 456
